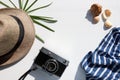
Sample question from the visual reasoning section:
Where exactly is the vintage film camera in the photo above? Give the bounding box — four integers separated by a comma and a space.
34, 47, 69, 77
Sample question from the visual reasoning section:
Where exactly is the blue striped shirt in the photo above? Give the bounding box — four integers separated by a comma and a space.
81, 27, 120, 80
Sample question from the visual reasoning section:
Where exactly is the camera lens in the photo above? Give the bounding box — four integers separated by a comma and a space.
47, 62, 56, 71
44, 59, 59, 73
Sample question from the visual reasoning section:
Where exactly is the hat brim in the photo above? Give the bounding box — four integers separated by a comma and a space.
0, 8, 35, 67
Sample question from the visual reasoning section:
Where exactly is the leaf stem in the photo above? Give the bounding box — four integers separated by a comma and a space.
23, 0, 29, 10
34, 16, 53, 19
30, 15, 57, 23
25, 0, 38, 11
32, 19, 55, 32
9, 0, 17, 8
35, 35, 44, 43
19, 0, 22, 9
0, 1, 10, 8
27, 2, 52, 13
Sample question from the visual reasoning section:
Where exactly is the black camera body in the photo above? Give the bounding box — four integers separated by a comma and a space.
34, 47, 69, 77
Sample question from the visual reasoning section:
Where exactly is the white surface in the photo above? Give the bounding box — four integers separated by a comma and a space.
0, 0, 120, 80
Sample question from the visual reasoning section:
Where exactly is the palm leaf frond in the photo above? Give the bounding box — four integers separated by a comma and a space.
30, 15, 57, 23
25, 0, 38, 11
32, 19, 55, 32
35, 16, 54, 19
0, 1, 10, 8
19, 0, 23, 9
27, 2, 52, 13
9, 0, 17, 8
23, 0, 29, 10
35, 35, 44, 43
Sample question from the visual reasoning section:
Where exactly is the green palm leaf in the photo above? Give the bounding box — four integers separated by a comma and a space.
27, 2, 52, 13
9, 0, 17, 8
33, 19, 55, 32
30, 15, 57, 23
0, 1, 10, 8
35, 35, 44, 43
19, 0, 23, 9
23, 0, 29, 10
25, 0, 38, 11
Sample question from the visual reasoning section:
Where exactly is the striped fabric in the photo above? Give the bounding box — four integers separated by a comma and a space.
81, 27, 120, 80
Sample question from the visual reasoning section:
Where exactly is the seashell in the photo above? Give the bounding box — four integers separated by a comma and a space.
105, 9, 111, 17
90, 4, 102, 17
104, 20, 112, 28
93, 16, 100, 24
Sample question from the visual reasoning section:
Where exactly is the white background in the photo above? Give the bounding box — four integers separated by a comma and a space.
0, 0, 120, 80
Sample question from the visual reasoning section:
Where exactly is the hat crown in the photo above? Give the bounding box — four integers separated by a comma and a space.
0, 15, 19, 56
0, 8, 35, 67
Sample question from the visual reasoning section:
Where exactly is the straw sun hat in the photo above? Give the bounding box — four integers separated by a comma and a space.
0, 8, 35, 67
